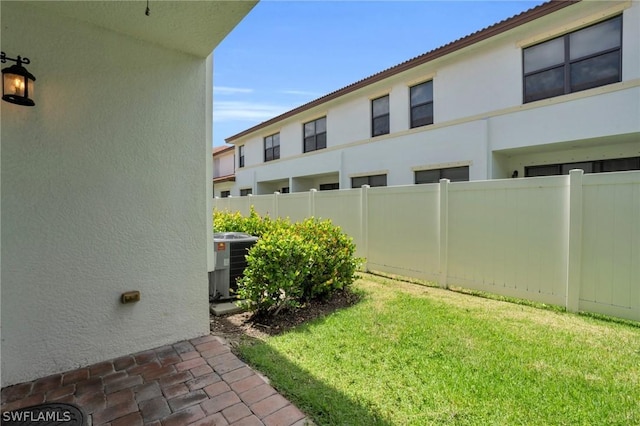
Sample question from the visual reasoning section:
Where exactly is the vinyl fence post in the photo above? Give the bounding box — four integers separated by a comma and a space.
566, 169, 584, 312
361, 185, 370, 272
309, 188, 317, 218
273, 191, 280, 219
439, 178, 450, 289
246, 193, 253, 217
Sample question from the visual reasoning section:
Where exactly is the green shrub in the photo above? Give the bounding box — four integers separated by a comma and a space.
213, 207, 287, 237
213, 208, 361, 316
292, 219, 360, 300
236, 227, 312, 314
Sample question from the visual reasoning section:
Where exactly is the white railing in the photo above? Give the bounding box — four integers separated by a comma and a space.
214, 170, 640, 322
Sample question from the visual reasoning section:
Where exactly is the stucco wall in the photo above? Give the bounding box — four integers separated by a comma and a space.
1, 4, 211, 386
490, 87, 640, 151
213, 150, 235, 178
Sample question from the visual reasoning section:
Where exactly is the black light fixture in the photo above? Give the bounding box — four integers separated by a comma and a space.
1, 51, 36, 106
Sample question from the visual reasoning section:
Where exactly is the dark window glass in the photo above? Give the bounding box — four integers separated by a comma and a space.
442, 166, 470, 182
415, 169, 440, 184
373, 116, 390, 137
524, 67, 564, 103
525, 165, 561, 177
304, 122, 315, 137
240, 188, 252, 196
415, 166, 469, 184
523, 15, 622, 103
561, 162, 593, 174
264, 133, 280, 162
411, 103, 434, 128
410, 81, 433, 128
600, 157, 640, 172
410, 81, 433, 104
569, 17, 621, 60
372, 95, 390, 137
303, 117, 327, 153
319, 183, 339, 191
281, 187, 290, 194
238, 145, 245, 168
570, 51, 621, 92
369, 174, 387, 187
525, 157, 640, 177
304, 137, 316, 153
523, 37, 564, 73
351, 174, 387, 188
351, 177, 368, 188
220, 191, 230, 198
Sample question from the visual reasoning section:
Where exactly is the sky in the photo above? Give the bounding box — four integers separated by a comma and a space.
212, 0, 546, 147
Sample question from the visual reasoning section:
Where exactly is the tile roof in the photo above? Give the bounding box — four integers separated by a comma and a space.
213, 145, 235, 156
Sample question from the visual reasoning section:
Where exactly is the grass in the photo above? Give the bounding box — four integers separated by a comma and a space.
238, 273, 640, 425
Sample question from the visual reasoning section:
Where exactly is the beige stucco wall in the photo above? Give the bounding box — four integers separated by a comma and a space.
1, 3, 211, 386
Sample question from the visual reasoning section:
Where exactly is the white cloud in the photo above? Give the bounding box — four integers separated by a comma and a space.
281, 89, 323, 97
213, 86, 254, 95
213, 101, 291, 122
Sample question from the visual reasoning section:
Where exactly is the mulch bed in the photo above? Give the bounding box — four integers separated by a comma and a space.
209, 289, 362, 349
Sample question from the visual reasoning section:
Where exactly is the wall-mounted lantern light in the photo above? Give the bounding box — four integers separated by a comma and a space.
1, 51, 36, 106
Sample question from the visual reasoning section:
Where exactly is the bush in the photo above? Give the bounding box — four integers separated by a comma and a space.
213, 208, 362, 316
213, 207, 281, 237
236, 227, 312, 314
292, 219, 360, 300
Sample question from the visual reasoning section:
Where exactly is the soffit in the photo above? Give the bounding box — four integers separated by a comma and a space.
25, 0, 257, 58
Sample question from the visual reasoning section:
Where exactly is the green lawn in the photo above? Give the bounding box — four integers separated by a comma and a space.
238, 273, 640, 425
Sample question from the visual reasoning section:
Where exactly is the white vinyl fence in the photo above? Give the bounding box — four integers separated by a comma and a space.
214, 170, 640, 322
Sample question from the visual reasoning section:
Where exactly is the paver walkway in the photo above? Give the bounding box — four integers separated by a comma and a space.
1, 335, 311, 426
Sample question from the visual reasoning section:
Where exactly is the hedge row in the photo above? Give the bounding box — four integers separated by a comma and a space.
213, 208, 361, 316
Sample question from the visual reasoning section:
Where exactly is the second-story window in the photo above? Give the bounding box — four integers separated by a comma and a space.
523, 15, 622, 103
410, 81, 434, 128
372, 95, 390, 137
264, 133, 280, 162
303, 117, 327, 153
238, 145, 245, 168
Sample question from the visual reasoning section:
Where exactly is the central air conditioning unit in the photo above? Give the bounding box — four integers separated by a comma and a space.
210, 232, 258, 301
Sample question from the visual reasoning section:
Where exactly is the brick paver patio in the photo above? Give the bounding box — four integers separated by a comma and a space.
1, 335, 311, 425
